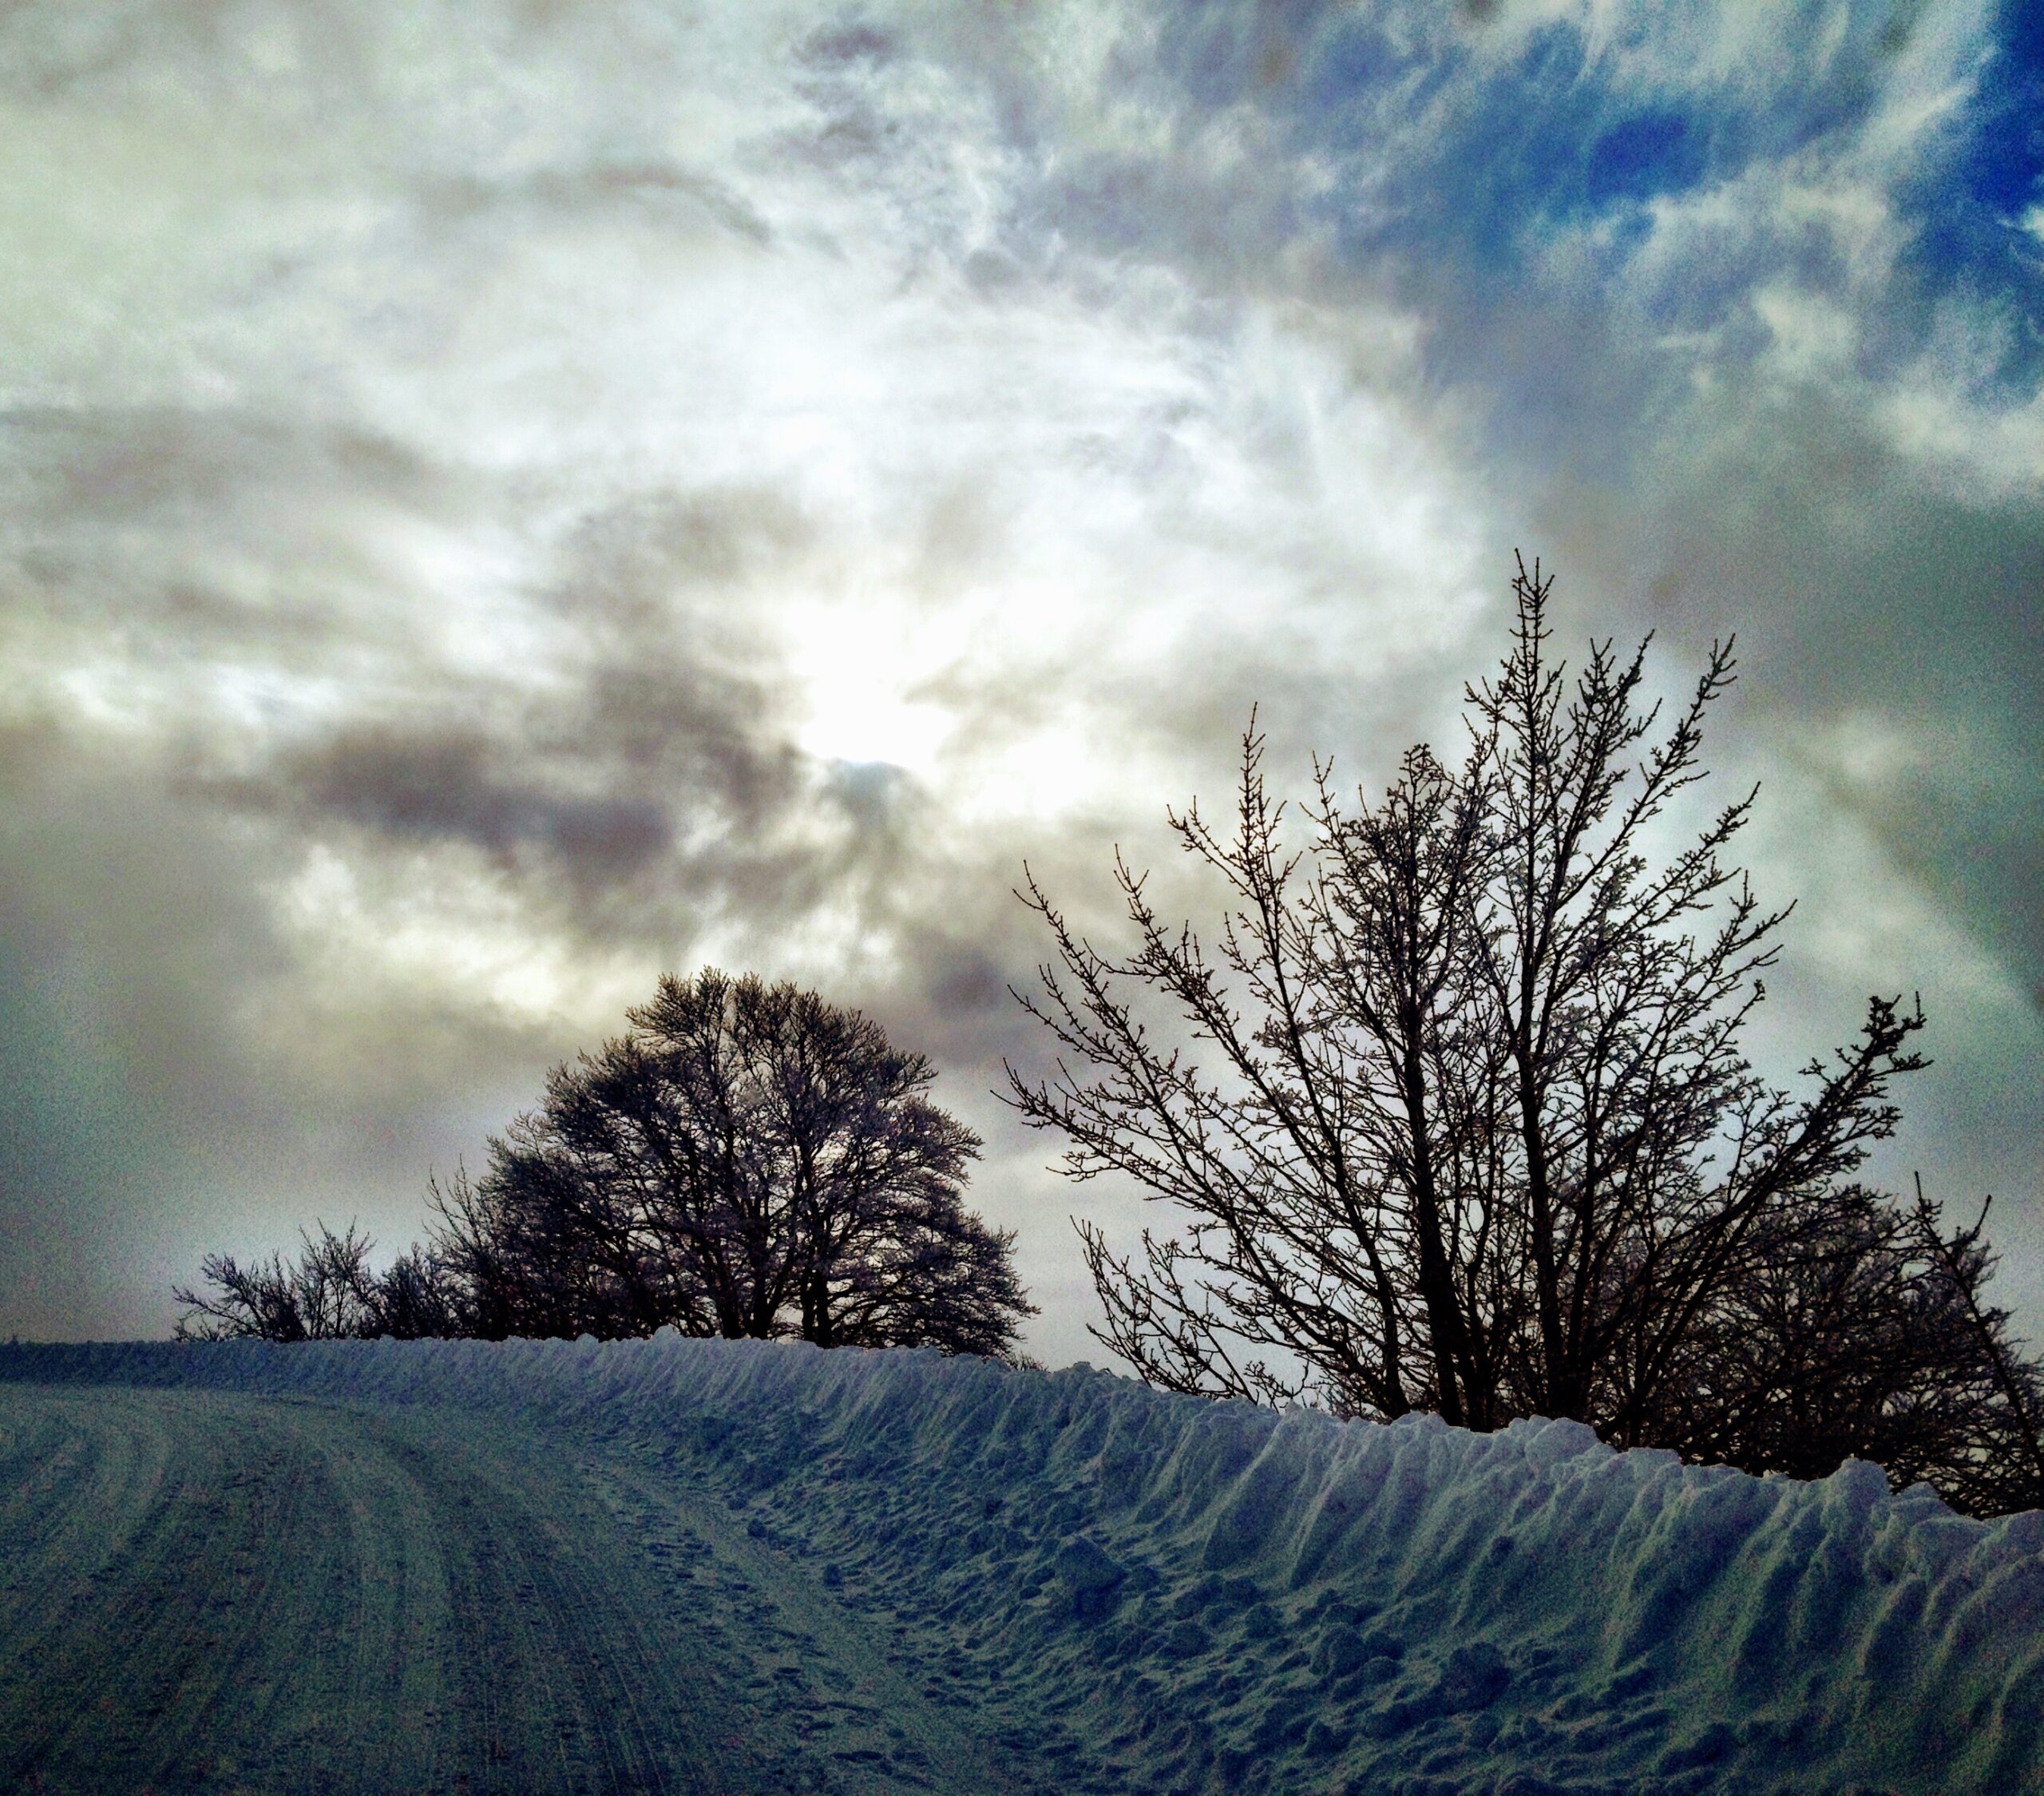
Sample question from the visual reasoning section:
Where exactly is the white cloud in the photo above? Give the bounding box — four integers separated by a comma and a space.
2, 0, 2035, 1346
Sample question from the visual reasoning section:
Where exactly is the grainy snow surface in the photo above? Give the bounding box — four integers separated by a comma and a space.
2, 1336, 2039, 1794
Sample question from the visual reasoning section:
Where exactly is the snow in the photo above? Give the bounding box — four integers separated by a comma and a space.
3, 1333, 2041, 1794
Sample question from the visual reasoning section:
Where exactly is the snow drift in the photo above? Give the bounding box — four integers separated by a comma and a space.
5, 1334, 2040, 1794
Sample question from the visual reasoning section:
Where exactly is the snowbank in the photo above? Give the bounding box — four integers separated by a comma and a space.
6, 1335, 2040, 1794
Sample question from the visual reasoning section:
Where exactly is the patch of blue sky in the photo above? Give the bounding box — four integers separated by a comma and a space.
1891, 1, 2044, 390
1294, 10, 1416, 127
1581, 110, 1704, 206
1282, 21, 1717, 460
1291, 23, 1783, 266
1959, 0, 2044, 220
1032, 2, 2038, 477
1159, 4, 2032, 387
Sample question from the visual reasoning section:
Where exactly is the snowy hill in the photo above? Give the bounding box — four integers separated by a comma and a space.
3, 1334, 2040, 1794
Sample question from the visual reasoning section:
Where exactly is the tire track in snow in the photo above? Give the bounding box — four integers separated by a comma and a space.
0, 1387, 334, 1790
0, 1386, 801, 1794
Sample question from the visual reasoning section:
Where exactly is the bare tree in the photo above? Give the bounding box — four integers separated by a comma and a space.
174, 1220, 450, 1342
180, 972, 1033, 1362
1010, 557, 2039, 1512
1895, 1187, 2044, 1512
431, 970, 1036, 1358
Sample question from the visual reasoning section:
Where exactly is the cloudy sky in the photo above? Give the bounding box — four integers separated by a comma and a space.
2, 0, 2038, 1361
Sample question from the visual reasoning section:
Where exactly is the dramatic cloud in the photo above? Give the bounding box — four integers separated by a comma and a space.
2, 0, 2038, 1354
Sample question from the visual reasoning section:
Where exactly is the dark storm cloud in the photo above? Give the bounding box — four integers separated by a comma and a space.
0, 406, 441, 543
799, 22, 897, 68
152, 480, 816, 903
233, 727, 675, 882
0, 407, 474, 678
426, 162, 776, 246
519, 486, 969, 942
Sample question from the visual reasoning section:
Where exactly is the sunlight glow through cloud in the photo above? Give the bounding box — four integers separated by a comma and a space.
1, 0, 2037, 1353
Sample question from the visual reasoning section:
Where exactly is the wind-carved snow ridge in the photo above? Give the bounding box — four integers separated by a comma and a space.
8, 1334, 2042, 1794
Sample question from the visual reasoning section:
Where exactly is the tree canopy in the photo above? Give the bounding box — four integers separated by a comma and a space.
179, 971, 1035, 1363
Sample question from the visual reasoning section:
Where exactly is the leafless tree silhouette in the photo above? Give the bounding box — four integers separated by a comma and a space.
180, 972, 1035, 1362
1010, 557, 2040, 1514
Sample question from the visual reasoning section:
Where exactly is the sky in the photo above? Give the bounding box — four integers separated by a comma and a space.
2, 0, 2038, 1362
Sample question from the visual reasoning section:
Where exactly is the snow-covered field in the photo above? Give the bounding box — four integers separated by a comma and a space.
2, 1337, 2038, 1795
